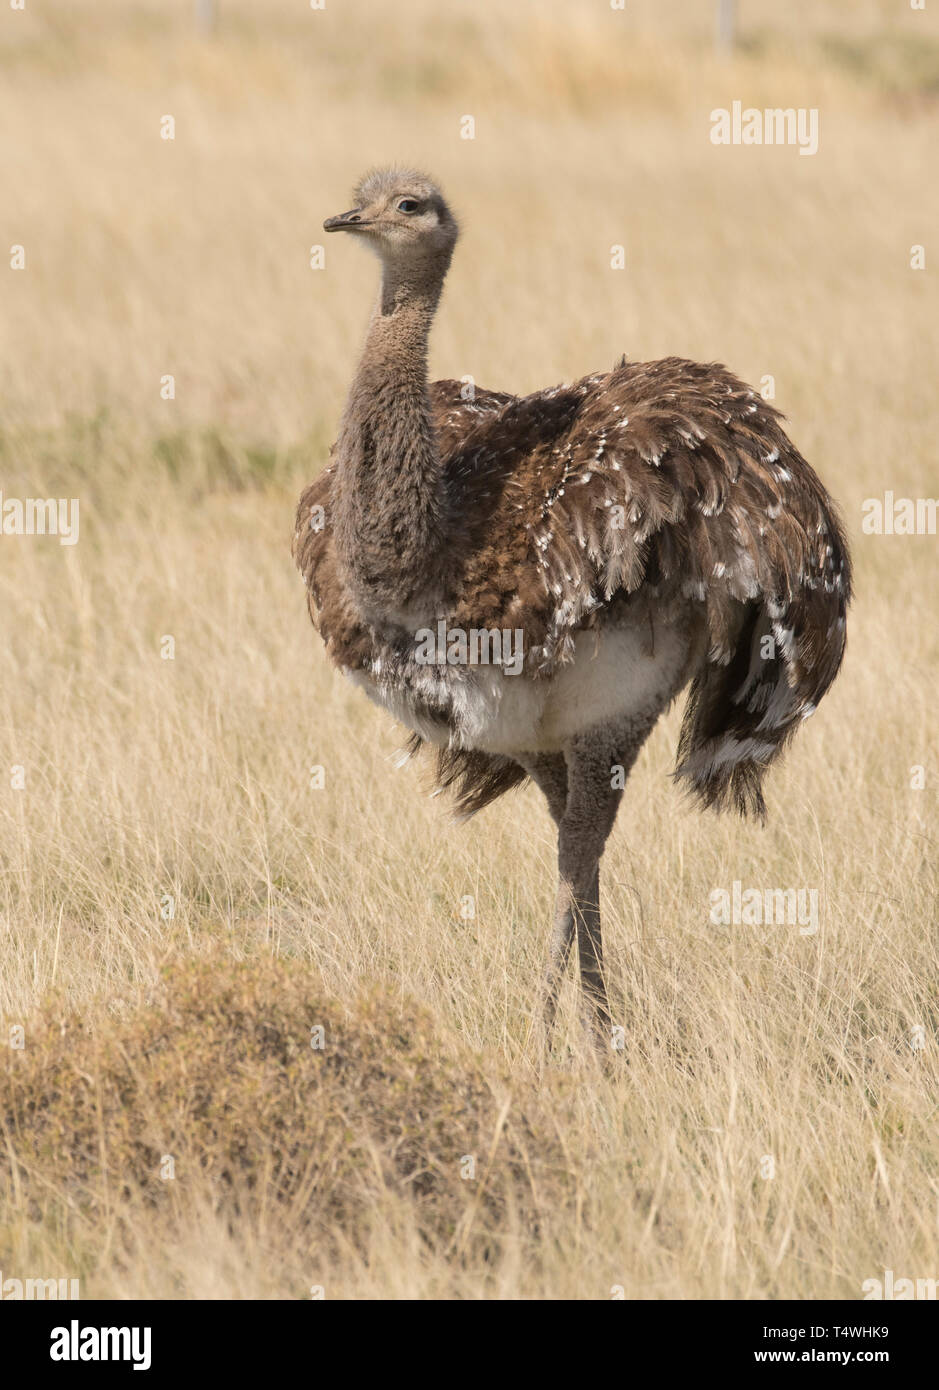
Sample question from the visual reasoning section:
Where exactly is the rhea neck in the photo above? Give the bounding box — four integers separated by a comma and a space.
333, 242, 455, 622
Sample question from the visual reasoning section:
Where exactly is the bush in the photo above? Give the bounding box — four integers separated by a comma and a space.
0, 953, 571, 1287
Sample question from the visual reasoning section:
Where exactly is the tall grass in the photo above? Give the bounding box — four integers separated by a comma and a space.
0, 0, 937, 1298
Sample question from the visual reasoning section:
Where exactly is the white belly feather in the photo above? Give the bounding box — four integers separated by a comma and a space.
348, 618, 695, 757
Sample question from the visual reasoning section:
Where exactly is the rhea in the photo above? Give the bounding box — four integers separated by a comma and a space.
294, 169, 851, 1044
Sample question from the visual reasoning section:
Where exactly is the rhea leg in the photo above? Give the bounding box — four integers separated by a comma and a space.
518, 753, 572, 1036
521, 752, 568, 826
556, 754, 620, 1040
557, 717, 657, 1044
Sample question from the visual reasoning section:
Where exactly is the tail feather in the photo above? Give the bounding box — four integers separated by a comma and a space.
402, 733, 528, 819
675, 550, 851, 819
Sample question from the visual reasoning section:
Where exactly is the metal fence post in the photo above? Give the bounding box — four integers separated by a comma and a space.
716, 0, 735, 54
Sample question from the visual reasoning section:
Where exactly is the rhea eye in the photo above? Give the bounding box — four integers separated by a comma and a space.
396, 198, 420, 213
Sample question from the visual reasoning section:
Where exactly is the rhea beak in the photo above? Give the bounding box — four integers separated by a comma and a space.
323, 209, 370, 233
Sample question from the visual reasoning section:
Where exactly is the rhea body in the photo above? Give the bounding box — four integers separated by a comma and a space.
294, 169, 851, 1040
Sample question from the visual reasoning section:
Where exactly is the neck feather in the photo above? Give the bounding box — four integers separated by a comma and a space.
333, 254, 452, 617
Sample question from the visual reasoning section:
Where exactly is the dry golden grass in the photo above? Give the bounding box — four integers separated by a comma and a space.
0, 0, 937, 1298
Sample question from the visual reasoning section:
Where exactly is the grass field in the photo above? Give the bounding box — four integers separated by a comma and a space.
1, 0, 937, 1299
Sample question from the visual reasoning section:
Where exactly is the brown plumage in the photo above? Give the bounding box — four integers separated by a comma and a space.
293, 169, 851, 1043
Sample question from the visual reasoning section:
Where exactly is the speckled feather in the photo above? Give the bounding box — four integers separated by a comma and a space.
293, 355, 851, 816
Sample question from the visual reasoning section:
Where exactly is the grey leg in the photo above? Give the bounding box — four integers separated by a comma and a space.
558, 717, 657, 1045
519, 752, 568, 826
517, 753, 573, 1038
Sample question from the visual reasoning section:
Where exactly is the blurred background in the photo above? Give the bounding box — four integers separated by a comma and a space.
1, 0, 936, 446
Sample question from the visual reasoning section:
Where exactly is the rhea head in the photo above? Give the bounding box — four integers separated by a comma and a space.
324, 168, 459, 274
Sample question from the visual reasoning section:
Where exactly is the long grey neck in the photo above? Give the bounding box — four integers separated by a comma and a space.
333, 254, 453, 619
